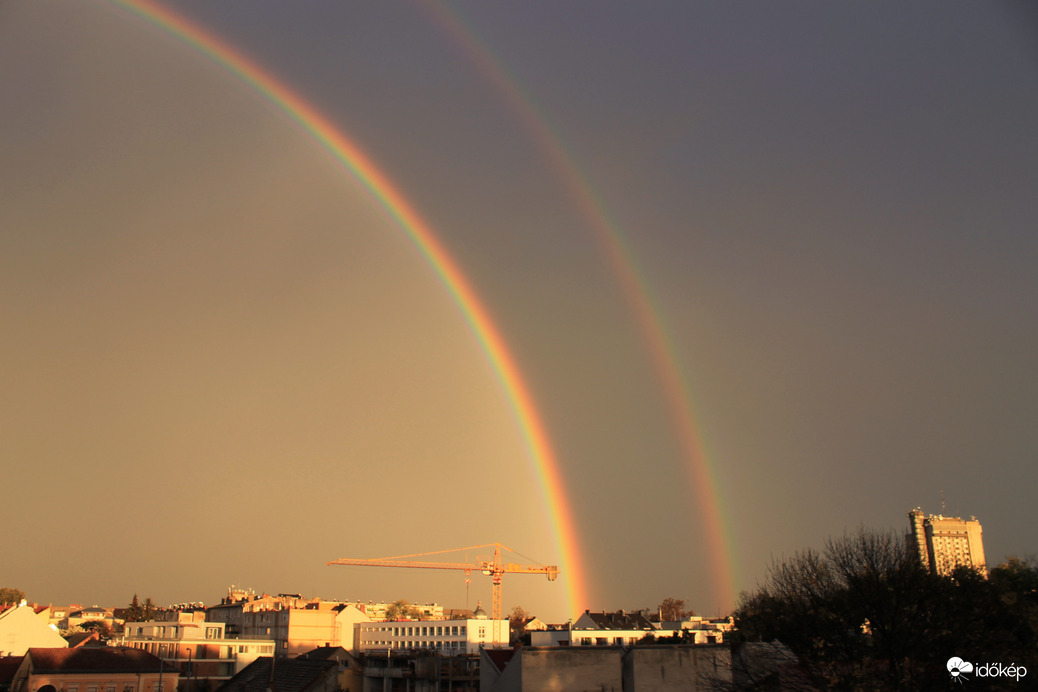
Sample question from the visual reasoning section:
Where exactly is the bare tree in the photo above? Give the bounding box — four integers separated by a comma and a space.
734, 528, 1038, 690
658, 597, 692, 621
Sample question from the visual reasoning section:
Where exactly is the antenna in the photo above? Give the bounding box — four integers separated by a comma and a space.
940, 490, 947, 515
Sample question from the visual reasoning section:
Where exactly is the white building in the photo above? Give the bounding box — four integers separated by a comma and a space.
355, 618, 508, 655
529, 611, 732, 647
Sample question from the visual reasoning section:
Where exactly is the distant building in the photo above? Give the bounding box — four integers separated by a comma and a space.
529, 610, 731, 648
907, 508, 987, 576
66, 608, 118, 633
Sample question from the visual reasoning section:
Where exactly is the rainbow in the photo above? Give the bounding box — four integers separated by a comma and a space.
422, 5, 740, 610
105, 0, 588, 615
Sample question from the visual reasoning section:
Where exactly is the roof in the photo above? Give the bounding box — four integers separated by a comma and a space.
581, 611, 655, 630
28, 648, 166, 674
0, 656, 25, 684
217, 657, 336, 692
64, 632, 101, 648
481, 648, 516, 674
297, 646, 351, 664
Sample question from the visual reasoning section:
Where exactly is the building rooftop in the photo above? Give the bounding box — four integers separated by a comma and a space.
27, 648, 165, 674
580, 611, 655, 630
218, 657, 336, 692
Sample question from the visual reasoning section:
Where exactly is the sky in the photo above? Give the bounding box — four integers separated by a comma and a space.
2, 0, 1036, 623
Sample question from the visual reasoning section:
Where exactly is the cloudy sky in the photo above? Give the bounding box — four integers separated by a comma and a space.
2, 0, 1036, 622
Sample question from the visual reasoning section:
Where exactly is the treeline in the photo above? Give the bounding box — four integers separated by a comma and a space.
733, 529, 1037, 690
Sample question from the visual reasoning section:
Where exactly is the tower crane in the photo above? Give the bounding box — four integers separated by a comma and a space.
328, 543, 558, 643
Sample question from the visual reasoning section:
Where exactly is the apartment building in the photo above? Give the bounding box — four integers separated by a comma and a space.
907, 508, 987, 576
114, 614, 273, 687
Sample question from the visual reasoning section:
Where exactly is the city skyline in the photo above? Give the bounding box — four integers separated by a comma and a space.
1, 1, 1036, 622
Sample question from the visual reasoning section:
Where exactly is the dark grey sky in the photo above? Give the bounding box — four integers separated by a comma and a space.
1, 0, 1036, 620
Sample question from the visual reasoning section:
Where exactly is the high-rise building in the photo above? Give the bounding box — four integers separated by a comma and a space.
907, 508, 987, 576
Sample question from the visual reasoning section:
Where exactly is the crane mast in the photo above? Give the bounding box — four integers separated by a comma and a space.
328, 543, 559, 644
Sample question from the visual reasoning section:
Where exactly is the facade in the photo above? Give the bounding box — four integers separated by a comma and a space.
355, 618, 508, 656
10, 648, 176, 692
531, 627, 645, 648
482, 645, 734, 692
481, 647, 623, 692
623, 645, 731, 691
240, 605, 369, 658
356, 652, 479, 692
907, 508, 987, 576
113, 615, 274, 688
0, 604, 68, 656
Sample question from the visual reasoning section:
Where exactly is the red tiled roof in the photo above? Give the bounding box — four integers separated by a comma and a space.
28, 648, 166, 674
0, 656, 25, 684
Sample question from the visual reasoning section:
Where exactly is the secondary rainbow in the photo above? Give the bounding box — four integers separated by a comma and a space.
106, 0, 588, 615
423, 4, 740, 610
